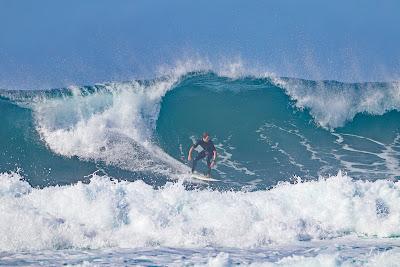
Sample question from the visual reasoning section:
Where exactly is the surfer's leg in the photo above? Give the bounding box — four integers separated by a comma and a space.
206, 154, 212, 176
192, 151, 206, 173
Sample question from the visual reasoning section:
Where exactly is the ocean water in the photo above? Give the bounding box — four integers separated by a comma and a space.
1, 65, 400, 266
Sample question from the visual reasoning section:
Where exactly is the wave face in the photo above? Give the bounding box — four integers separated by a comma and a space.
1, 72, 400, 188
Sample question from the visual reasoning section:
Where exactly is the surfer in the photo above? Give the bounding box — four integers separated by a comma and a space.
188, 132, 217, 177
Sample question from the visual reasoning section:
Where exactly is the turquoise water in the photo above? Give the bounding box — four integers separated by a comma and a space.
1, 72, 399, 188
1, 71, 400, 265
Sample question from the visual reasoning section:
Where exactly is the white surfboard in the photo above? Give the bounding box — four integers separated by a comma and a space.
190, 172, 220, 182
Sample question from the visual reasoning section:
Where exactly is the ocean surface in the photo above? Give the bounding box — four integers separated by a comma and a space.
1, 67, 400, 266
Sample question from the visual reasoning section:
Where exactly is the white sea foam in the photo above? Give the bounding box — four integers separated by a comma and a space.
330, 132, 400, 179
3, 247, 400, 266
272, 78, 400, 128
33, 71, 191, 175
1, 171, 400, 252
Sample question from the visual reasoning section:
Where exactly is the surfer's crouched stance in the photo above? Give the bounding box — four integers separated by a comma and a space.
188, 132, 217, 177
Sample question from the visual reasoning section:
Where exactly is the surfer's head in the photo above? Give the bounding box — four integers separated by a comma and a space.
202, 132, 210, 142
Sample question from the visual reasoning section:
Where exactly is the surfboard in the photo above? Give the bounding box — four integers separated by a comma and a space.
190, 172, 220, 182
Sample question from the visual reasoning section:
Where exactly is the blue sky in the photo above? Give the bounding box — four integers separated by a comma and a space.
0, 0, 399, 89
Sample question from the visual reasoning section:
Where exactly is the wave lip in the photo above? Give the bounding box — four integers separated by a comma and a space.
1, 171, 400, 251
31, 77, 190, 176
274, 78, 400, 128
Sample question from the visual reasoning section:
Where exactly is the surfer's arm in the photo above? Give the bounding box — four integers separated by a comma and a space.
188, 146, 195, 161
188, 141, 199, 161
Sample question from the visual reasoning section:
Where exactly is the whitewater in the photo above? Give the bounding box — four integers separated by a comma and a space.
1, 63, 400, 266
